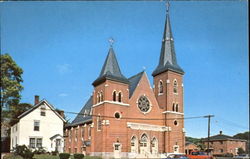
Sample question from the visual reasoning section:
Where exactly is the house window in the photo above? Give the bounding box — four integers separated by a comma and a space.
140, 134, 148, 147
113, 91, 116, 101
40, 105, 46, 116
36, 138, 42, 148
29, 138, 35, 148
220, 141, 223, 144
158, 80, 163, 94
118, 92, 122, 102
75, 148, 77, 153
173, 80, 178, 94
68, 148, 71, 153
220, 149, 223, 153
34, 121, 40, 131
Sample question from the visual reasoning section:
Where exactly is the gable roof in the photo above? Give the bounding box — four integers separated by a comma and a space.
68, 96, 93, 127
17, 99, 66, 122
128, 71, 144, 98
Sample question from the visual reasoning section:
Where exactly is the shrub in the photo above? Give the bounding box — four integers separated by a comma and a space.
33, 147, 46, 154
51, 150, 58, 156
74, 153, 85, 159
13, 145, 34, 159
59, 153, 70, 159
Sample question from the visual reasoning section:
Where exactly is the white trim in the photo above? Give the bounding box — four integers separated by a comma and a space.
162, 111, 184, 115
92, 100, 129, 107
127, 122, 169, 132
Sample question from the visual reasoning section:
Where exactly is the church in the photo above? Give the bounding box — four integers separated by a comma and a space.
64, 2, 185, 158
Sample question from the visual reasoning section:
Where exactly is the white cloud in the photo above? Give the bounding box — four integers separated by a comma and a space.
56, 64, 72, 74
58, 93, 68, 97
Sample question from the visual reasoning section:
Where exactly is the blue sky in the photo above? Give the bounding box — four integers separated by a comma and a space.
1, 1, 248, 138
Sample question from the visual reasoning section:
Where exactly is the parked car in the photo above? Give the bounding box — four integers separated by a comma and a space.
187, 151, 213, 159
233, 154, 250, 159
163, 153, 189, 159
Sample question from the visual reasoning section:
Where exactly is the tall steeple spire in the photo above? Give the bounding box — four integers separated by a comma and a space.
152, 1, 184, 77
92, 39, 128, 86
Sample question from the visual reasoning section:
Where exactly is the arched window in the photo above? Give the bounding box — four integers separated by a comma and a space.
173, 80, 178, 94
113, 91, 116, 101
97, 93, 100, 103
100, 91, 103, 102
176, 104, 179, 112
151, 137, 158, 154
118, 92, 122, 102
172, 103, 175, 111
131, 136, 138, 153
158, 80, 163, 94
140, 134, 148, 147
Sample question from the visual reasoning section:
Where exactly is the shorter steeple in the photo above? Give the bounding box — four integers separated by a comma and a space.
152, 1, 184, 77
92, 44, 128, 86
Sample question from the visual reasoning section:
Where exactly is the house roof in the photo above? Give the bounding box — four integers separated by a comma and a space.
92, 47, 129, 86
17, 99, 66, 122
50, 134, 63, 140
68, 96, 93, 127
203, 134, 247, 142
128, 71, 144, 98
152, 5, 184, 77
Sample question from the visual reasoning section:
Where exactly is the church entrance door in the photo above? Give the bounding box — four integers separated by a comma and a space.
113, 143, 121, 158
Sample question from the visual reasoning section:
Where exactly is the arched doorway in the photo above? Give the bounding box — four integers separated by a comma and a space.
131, 136, 138, 153
140, 134, 149, 156
151, 137, 158, 154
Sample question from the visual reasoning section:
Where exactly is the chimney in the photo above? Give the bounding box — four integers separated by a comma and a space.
220, 131, 223, 135
57, 110, 65, 119
34, 95, 39, 105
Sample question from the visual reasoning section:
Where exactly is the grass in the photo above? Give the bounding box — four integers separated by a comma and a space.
3, 154, 102, 159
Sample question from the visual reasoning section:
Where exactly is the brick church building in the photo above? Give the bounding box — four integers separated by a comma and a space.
64, 3, 185, 158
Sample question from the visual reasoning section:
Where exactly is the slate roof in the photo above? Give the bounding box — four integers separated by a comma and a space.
203, 134, 247, 142
128, 71, 144, 98
152, 8, 184, 77
92, 47, 129, 86
68, 96, 93, 127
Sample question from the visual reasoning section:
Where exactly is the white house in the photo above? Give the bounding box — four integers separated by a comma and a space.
10, 96, 66, 153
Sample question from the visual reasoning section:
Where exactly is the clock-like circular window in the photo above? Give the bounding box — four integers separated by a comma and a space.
137, 96, 151, 113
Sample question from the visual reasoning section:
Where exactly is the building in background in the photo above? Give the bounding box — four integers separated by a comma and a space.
64, 2, 186, 159
202, 131, 247, 156
185, 142, 199, 155
10, 96, 66, 153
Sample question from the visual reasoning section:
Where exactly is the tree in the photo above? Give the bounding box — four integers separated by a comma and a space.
0, 54, 32, 127
237, 147, 245, 155
1, 53, 23, 111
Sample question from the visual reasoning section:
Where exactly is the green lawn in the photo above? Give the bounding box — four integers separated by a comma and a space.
34, 154, 102, 159
3, 154, 102, 159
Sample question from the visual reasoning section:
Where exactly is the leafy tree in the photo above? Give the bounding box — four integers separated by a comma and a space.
237, 147, 245, 155
1, 53, 23, 110
1, 54, 32, 128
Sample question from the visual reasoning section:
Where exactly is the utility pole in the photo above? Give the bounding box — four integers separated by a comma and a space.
204, 115, 214, 155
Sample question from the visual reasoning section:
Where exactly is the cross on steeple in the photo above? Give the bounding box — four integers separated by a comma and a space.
166, 0, 170, 13
108, 37, 115, 47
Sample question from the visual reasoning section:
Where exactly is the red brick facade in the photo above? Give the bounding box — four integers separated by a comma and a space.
203, 139, 246, 156
64, 71, 185, 158
64, 4, 186, 158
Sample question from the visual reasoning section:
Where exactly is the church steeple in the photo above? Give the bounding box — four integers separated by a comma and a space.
152, 2, 184, 77
92, 43, 128, 86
